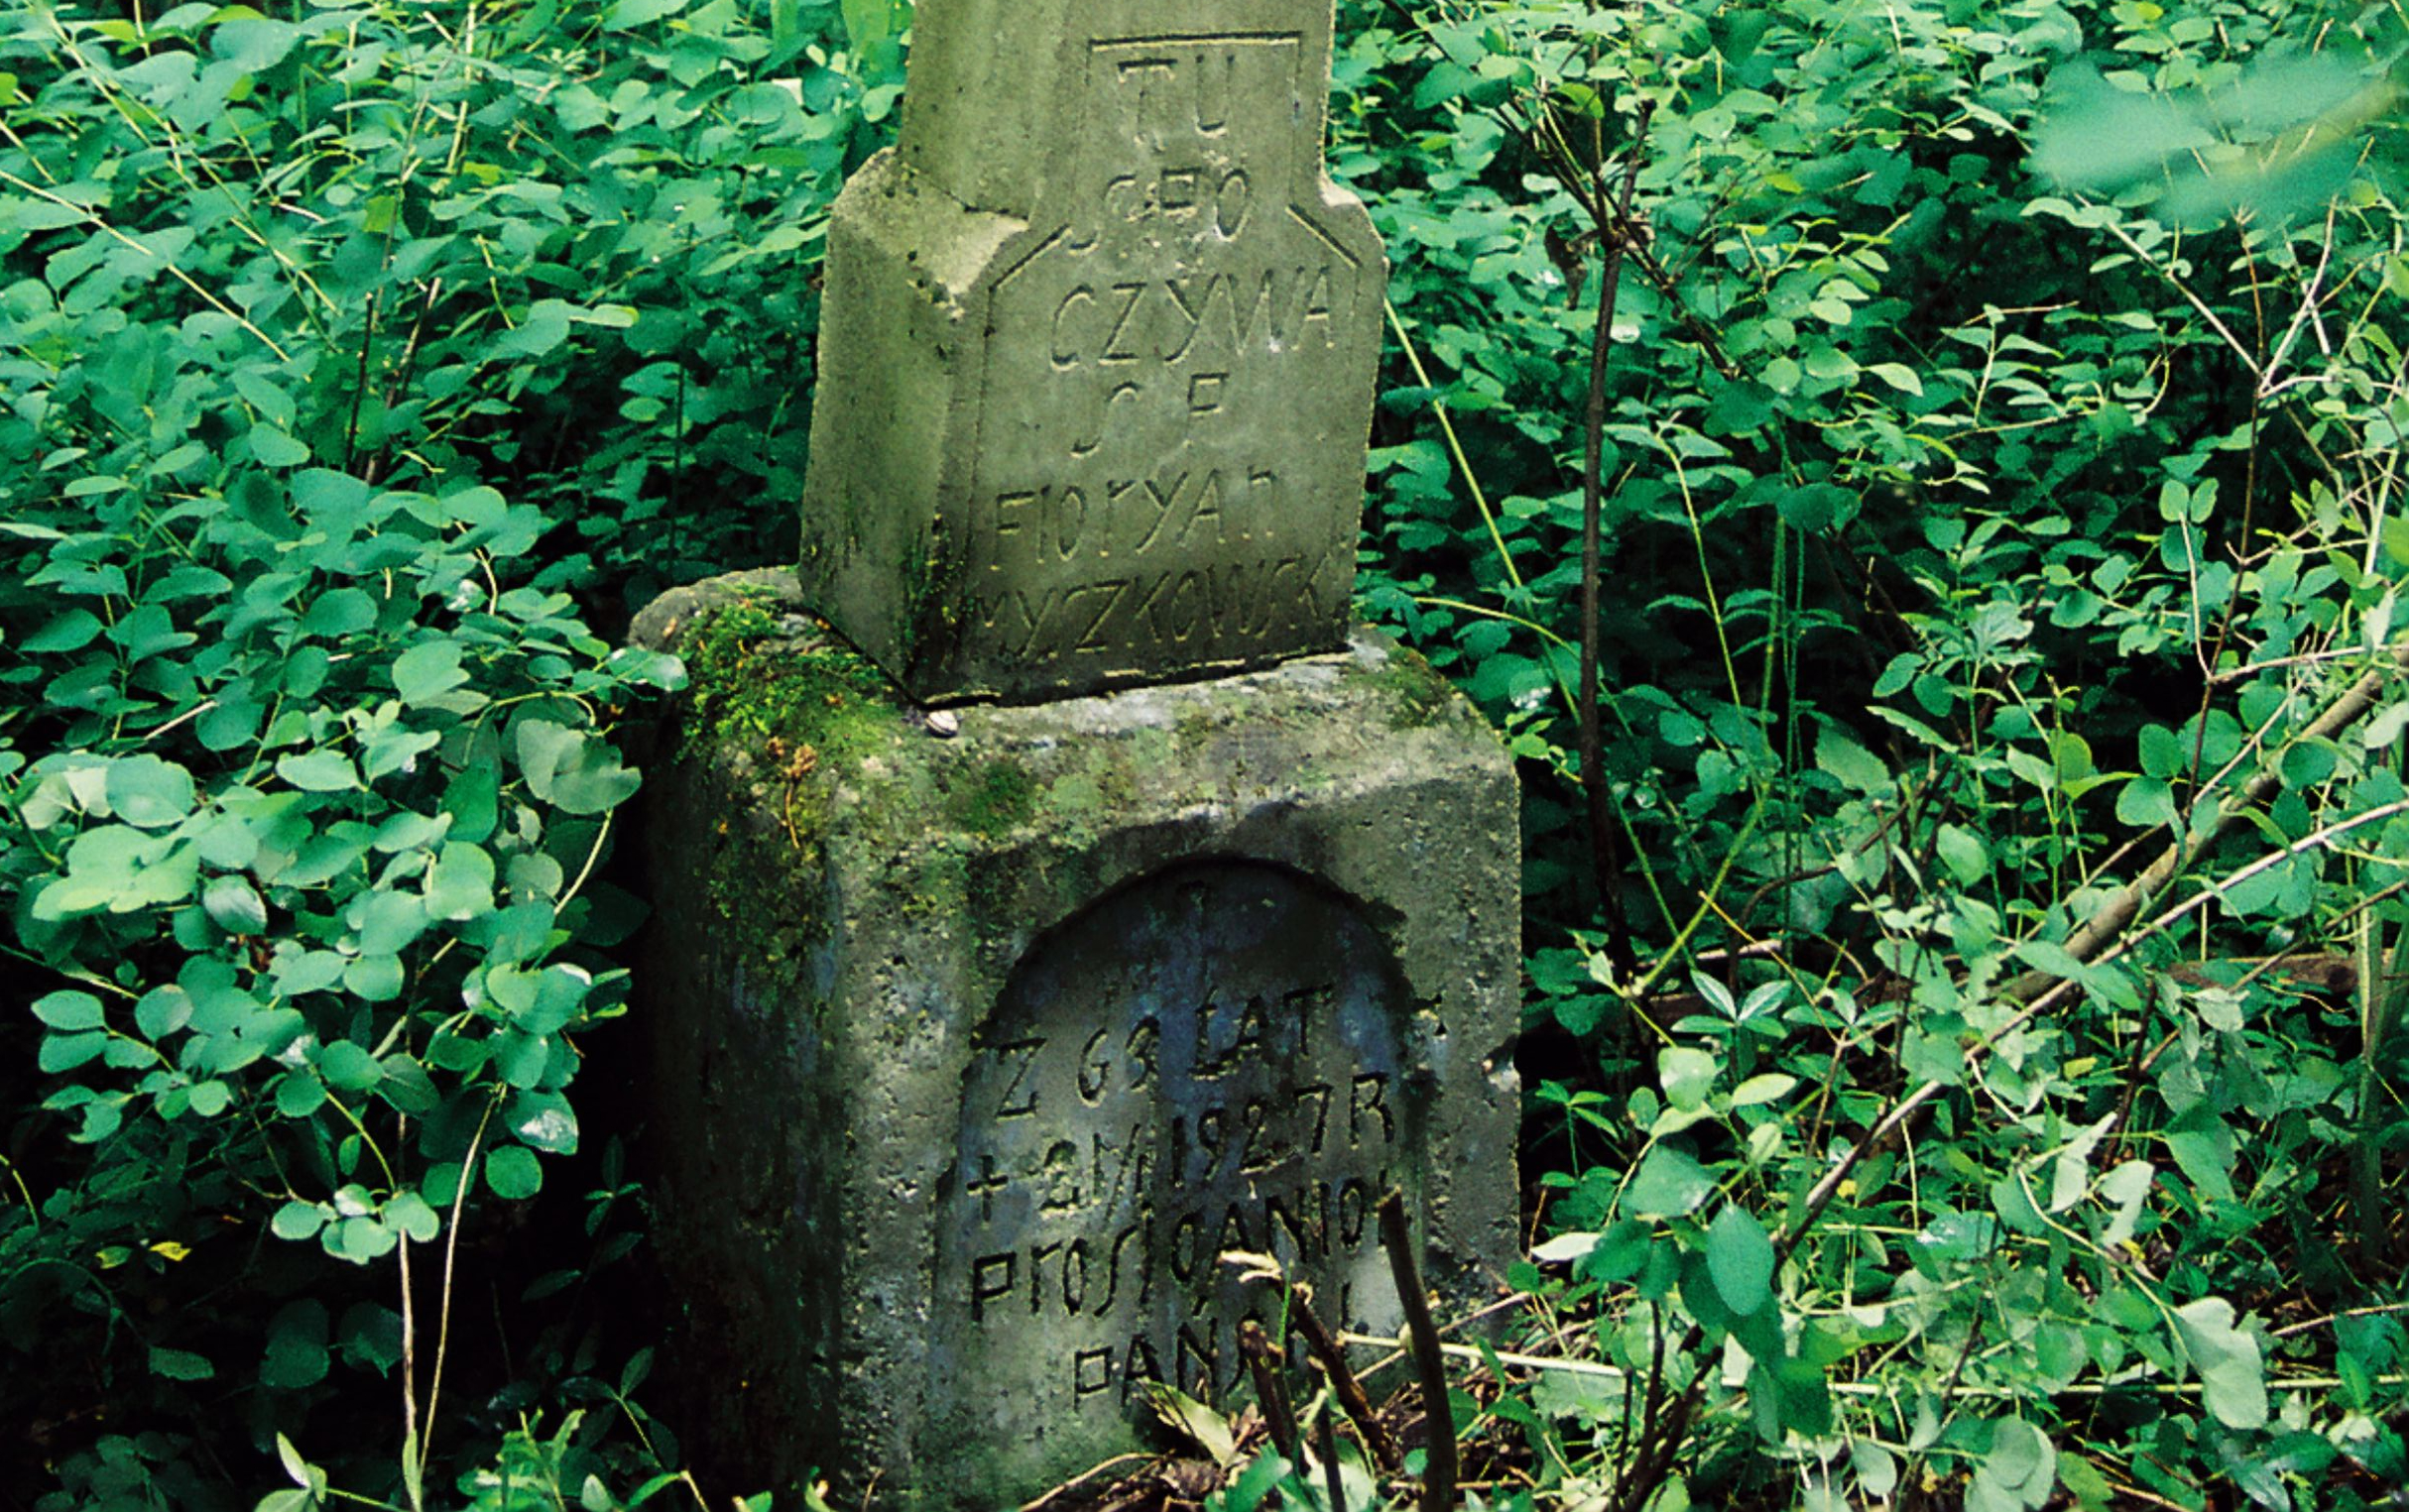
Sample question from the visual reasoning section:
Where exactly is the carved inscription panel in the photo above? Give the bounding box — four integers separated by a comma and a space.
961, 33, 1382, 681
936, 865, 1421, 1447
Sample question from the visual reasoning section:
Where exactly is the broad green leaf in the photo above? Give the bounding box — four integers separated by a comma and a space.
345, 954, 406, 1003
1658, 1046, 1718, 1110
376, 1056, 440, 1116
2360, 703, 2409, 751
1729, 1074, 1796, 1107
1973, 1418, 2055, 1509
1990, 1173, 2047, 1237
1625, 1146, 1714, 1220
2172, 1298, 2268, 1429
276, 1072, 327, 1117
386, 1192, 441, 1243
425, 841, 495, 921
1867, 363, 1923, 396
21, 608, 102, 653
840, 0, 898, 51
249, 425, 310, 468
39, 1031, 105, 1075
211, 16, 301, 70
2100, 1161, 2155, 1249
204, 874, 270, 935
516, 719, 579, 799
2048, 1116, 2114, 1213
394, 640, 470, 708
1777, 483, 1859, 535
442, 763, 501, 844
333, 1215, 397, 1263
510, 1090, 580, 1154
1705, 1204, 1775, 1316
1528, 1231, 1600, 1265
271, 1202, 326, 1241
1936, 824, 1987, 885
316, 1040, 384, 1092
272, 950, 347, 997
1816, 727, 1888, 793
491, 300, 574, 360
604, 0, 688, 28
33, 989, 106, 1031
2048, 731, 2094, 784
278, 750, 359, 792
2115, 777, 2177, 830
349, 889, 428, 957
518, 720, 641, 815
2163, 1114, 2237, 1203
1143, 1382, 1242, 1470
301, 588, 377, 638
485, 1144, 543, 1200
107, 755, 195, 829
263, 1303, 330, 1389
135, 987, 192, 1040
149, 1347, 215, 1381
2011, 938, 2088, 983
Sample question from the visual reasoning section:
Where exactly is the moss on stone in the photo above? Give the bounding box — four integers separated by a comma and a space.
950, 758, 1038, 836
678, 597, 904, 771
671, 594, 918, 978
659, 600, 1480, 999
1363, 646, 1465, 732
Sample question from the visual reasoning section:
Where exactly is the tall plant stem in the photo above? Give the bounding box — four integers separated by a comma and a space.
1577, 104, 1654, 981
1385, 302, 1682, 939
2354, 913, 2406, 1269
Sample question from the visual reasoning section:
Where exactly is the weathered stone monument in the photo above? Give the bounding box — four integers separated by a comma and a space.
629, 3, 1521, 1508
796, 0, 1384, 702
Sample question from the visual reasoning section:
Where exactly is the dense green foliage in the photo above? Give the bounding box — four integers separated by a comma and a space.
1336, 1, 2409, 1508
5, 0, 2409, 1508
0, 0, 894, 1504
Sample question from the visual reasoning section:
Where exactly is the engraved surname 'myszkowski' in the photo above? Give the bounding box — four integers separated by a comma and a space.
969, 548, 1338, 666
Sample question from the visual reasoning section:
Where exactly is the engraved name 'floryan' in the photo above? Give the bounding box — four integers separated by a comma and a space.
939, 869, 1419, 1416
966, 35, 1372, 669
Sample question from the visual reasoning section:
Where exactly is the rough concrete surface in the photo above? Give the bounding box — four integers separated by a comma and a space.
628, 571, 1519, 1509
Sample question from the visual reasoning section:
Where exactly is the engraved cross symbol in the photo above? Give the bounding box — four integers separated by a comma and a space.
966, 1154, 1011, 1221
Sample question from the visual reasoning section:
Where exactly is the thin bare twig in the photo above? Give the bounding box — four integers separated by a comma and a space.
1378, 1192, 1456, 1512
1241, 1320, 1301, 1465
2008, 640, 2409, 999
1292, 1282, 1399, 1467
417, 1098, 497, 1475
1316, 1412, 1347, 1512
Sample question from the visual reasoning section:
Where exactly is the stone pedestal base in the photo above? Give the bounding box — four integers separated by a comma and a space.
628, 571, 1519, 1510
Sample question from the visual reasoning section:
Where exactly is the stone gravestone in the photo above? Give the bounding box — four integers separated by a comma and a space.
628, 3, 1521, 1507
797, 0, 1385, 703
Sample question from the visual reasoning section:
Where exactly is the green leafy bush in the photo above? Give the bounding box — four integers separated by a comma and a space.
0, 0, 894, 1503
1333, 0, 2409, 1506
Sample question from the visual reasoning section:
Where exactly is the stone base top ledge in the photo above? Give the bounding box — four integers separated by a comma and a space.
631, 568, 1515, 887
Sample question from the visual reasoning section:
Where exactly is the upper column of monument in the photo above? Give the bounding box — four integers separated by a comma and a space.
897, 0, 1343, 220
796, 0, 1386, 703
